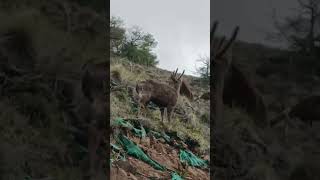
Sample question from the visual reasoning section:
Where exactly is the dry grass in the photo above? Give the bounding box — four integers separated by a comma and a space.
0, 2, 106, 179
110, 59, 210, 152
111, 60, 149, 84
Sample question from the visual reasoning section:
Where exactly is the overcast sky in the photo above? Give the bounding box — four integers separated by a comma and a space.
111, 0, 210, 76
212, 0, 298, 48
111, 0, 299, 75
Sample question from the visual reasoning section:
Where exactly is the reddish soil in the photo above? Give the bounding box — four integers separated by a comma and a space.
111, 136, 209, 180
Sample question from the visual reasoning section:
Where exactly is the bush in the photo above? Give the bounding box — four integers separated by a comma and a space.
110, 16, 158, 66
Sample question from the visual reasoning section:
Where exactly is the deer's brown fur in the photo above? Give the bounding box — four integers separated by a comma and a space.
168, 78, 193, 100
223, 64, 268, 126
211, 21, 239, 127
211, 22, 268, 127
180, 79, 193, 100
136, 68, 185, 122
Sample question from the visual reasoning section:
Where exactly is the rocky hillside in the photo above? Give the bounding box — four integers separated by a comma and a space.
213, 40, 320, 179
0, 1, 107, 179
110, 57, 210, 179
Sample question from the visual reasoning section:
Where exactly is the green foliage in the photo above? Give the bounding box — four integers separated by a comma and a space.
110, 16, 126, 55
120, 26, 158, 66
110, 16, 159, 66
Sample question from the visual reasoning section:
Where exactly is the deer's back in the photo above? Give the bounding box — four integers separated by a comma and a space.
138, 80, 178, 107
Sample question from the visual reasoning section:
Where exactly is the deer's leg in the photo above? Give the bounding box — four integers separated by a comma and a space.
160, 107, 164, 122
138, 97, 149, 117
136, 103, 140, 117
142, 103, 148, 117
136, 109, 139, 118
167, 106, 173, 123
137, 102, 145, 117
136, 93, 143, 117
137, 97, 142, 117
149, 134, 155, 148
137, 104, 142, 117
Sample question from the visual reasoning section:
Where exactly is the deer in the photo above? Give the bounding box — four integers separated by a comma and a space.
77, 60, 108, 180
167, 77, 193, 101
212, 23, 268, 128
211, 21, 239, 129
136, 68, 185, 123
52, 60, 107, 180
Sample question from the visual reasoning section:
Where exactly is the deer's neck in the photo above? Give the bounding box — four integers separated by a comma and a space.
174, 83, 181, 95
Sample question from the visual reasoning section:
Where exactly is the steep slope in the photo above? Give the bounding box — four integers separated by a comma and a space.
213, 40, 320, 180
0, 1, 106, 179
110, 57, 210, 179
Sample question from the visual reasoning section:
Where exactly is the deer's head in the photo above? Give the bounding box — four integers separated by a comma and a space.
211, 21, 239, 72
170, 68, 185, 90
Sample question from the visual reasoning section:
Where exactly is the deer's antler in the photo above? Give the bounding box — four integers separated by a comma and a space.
216, 26, 239, 58
172, 68, 179, 78
211, 21, 219, 58
217, 36, 226, 51
178, 70, 185, 80
211, 21, 219, 43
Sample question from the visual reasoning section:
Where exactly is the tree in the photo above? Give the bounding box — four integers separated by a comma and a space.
195, 55, 210, 84
110, 16, 126, 55
120, 26, 158, 66
271, 0, 320, 56
109, 16, 159, 66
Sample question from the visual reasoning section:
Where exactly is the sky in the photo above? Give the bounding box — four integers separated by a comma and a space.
212, 0, 298, 49
111, 0, 299, 76
111, 0, 210, 76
